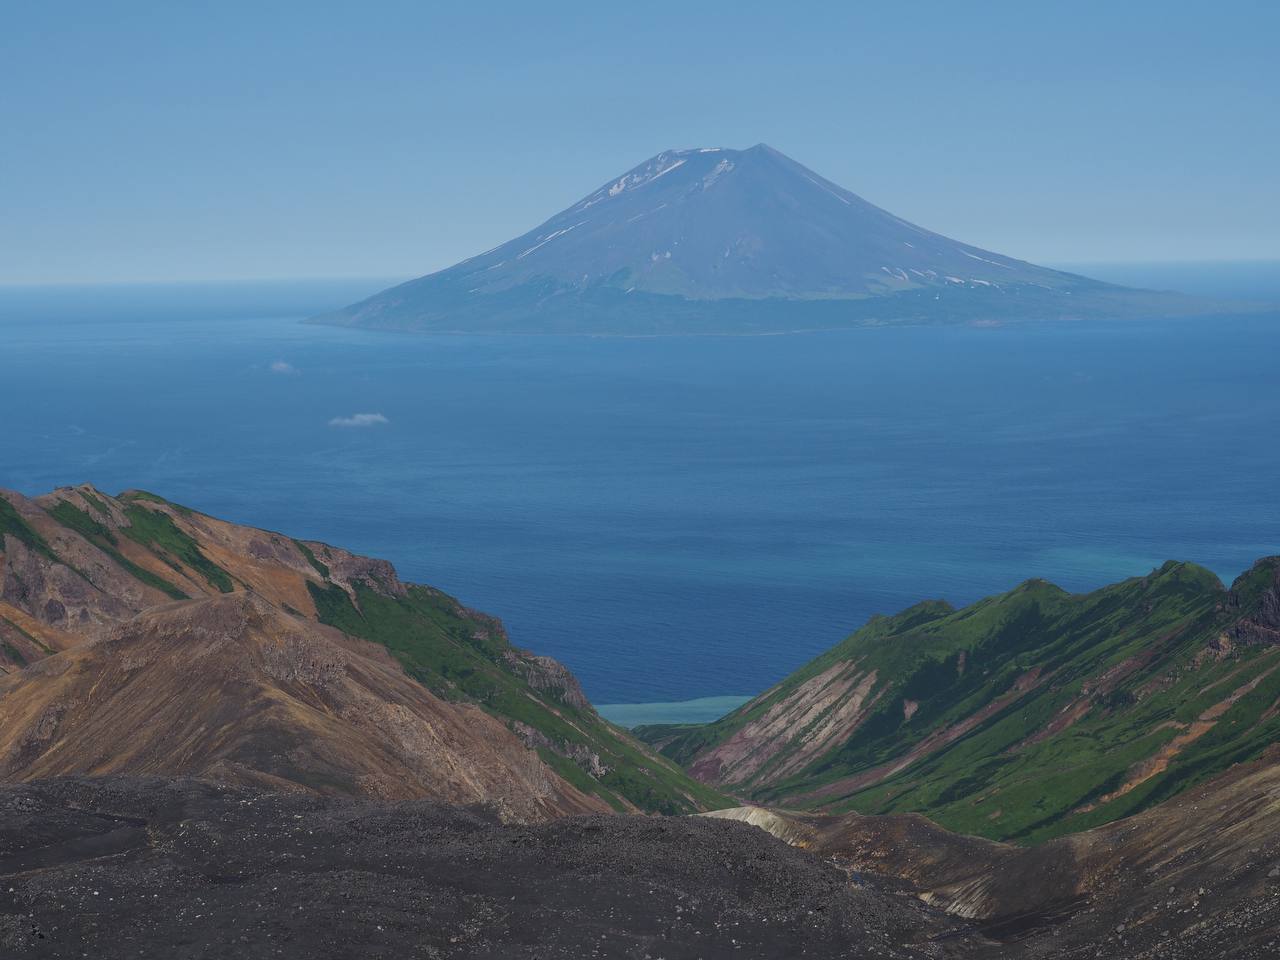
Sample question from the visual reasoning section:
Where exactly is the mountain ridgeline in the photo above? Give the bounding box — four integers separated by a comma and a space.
638, 556, 1280, 843
4, 486, 1280, 957
0, 485, 726, 819
313, 144, 1211, 335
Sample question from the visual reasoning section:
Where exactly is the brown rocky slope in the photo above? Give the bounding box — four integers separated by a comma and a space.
709, 743, 1280, 958
0, 484, 724, 819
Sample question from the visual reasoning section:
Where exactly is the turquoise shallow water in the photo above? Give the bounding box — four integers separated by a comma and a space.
596, 696, 755, 728
2, 270, 1279, 707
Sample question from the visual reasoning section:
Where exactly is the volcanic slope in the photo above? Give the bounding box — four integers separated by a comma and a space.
314, 144, 1209, 335
4, 762, 1277, 958
0, 485, 725, 818
0, 775, 976, 960
639, 557, 1280, 841
708, 742, 1280, 959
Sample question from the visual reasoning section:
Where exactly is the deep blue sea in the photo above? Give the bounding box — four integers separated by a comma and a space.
3, 265, 1279, 719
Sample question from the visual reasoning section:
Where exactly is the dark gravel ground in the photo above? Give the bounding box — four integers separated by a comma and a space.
0, 777, 973, 959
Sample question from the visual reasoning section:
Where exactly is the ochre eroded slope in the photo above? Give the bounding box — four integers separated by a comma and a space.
0, 485, 726, 819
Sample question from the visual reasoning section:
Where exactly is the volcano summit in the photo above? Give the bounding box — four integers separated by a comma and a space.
314, 144, 1205, 335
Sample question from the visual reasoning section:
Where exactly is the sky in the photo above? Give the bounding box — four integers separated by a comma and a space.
2, 0, 1277, 284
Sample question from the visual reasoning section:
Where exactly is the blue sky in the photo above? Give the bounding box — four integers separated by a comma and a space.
3, 0, 1277, 284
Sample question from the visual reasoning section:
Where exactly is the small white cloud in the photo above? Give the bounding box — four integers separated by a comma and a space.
269, 360, 298, 375
328, 412, 389, 428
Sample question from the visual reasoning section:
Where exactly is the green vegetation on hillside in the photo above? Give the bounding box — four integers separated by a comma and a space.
16, 486, 722, 816
0, 497, 59, 563
119, 504, 233, 593
0, 616, 51, 656
120, 489, 194, 516
47, 501, 188, 600
307, 579, 730, 815
292, 539, 330, 579
642, 559, 1280, 843
78, 489, 111, 516
48, 500, 118, 546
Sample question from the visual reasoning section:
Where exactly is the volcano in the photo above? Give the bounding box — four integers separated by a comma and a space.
313, 144, 1204, 335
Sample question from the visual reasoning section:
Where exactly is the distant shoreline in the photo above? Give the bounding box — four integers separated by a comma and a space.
303, 305, 1279, 339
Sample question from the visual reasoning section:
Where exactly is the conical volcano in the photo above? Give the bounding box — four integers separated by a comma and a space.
315, 144, 1199, 334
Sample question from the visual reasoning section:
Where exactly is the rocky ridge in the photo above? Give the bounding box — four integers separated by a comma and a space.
0, 485, 724, 819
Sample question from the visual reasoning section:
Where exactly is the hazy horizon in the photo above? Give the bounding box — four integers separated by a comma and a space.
5, 258, 1280, 287
4, 1, 1277, 285
3, 260, 1277, 309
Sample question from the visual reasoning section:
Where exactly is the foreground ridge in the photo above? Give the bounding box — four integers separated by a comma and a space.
0, 776, 969, 959
3, 486, 1279, 957
0, 484, 726, 819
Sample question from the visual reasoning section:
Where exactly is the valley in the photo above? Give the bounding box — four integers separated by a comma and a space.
3, 483, 1278, 957
7, 4, 1275, 957
638, 558, 1280, 842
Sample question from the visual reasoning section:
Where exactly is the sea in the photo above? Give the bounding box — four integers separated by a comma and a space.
2, 263, 1278, 725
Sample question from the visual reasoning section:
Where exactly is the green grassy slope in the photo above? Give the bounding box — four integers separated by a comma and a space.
46, 501, 189, 599
305, 579, 730, 814
116, 496, 234, 593
639, 558, 1280, 842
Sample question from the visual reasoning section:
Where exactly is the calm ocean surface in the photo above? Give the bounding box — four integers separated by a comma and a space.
2, 266, 1278, 716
